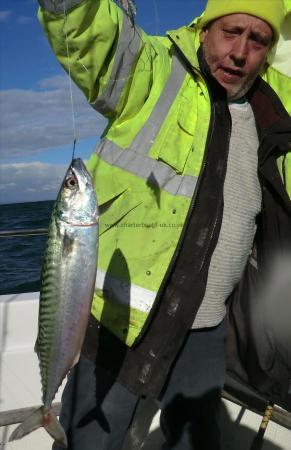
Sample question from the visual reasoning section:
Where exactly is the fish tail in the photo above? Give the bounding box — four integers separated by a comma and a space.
9, 406, 68, 448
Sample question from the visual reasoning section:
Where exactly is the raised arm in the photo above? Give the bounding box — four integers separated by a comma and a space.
37, 0, 169, 119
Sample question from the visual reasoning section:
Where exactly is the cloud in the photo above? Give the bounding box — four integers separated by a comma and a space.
0, 10, 12, 22
0, 75, 107, 159
0, 162, 67, 204
16, 15, 33, 25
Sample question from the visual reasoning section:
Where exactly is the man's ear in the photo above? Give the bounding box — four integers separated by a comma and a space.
199, 29, 208, 43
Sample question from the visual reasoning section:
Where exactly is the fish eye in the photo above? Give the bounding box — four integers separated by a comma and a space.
65, 175, 78, 189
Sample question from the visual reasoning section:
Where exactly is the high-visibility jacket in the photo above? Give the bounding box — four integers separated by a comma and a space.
38, 0, 291, 349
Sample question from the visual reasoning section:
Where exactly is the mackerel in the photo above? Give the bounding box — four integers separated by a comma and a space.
9, 158, 99, 448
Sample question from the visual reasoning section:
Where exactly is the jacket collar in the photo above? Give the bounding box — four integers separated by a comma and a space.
167, 21, 201, 72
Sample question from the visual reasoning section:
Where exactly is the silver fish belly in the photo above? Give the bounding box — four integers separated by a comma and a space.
9, 159, 99, 448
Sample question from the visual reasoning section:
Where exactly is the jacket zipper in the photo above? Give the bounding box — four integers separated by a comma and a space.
282, 154, 287, 189
198, 107, 232, 272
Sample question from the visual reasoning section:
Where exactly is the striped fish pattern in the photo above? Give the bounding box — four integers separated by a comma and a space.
9, 159, 99, 448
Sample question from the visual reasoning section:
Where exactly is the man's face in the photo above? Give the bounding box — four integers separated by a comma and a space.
200, 14, 273, 100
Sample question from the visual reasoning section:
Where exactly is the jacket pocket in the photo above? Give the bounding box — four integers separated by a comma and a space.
151, 78, 197, 175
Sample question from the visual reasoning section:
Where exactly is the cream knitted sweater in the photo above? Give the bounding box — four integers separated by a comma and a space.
193, 101, 262, 328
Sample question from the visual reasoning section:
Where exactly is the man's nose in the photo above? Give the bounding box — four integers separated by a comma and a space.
231, 37, 248, 67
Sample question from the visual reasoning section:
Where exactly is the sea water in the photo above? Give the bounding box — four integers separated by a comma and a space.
0, 201, 54, 295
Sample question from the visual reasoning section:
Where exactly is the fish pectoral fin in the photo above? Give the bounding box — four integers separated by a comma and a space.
9, 406, 68, 449
62, 231, 75, 258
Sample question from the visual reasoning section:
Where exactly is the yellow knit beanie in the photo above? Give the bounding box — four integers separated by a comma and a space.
198, 0, 286, 43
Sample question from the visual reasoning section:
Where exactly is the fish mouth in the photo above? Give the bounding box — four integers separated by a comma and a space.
70, 158, 94, 189
72, 158, 87, 174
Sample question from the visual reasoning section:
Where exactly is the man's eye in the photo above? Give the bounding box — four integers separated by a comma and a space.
252, 40, 263, 47
251, 38, 268, 48
223, 30, 236, 36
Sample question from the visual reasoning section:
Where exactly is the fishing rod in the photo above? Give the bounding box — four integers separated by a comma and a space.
249, 402, 274, 450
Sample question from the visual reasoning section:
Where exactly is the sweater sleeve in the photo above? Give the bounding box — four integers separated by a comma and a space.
37, 0, 154, 118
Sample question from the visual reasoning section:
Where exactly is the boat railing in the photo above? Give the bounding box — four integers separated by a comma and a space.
0, 392, 291, 430
222, 390, 291, 431
0, 228, 48, 238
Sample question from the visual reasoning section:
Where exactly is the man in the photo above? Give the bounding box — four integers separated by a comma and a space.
37, 0, 291, 448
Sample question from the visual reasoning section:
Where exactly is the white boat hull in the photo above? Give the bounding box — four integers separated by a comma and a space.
1, 293, 291, 449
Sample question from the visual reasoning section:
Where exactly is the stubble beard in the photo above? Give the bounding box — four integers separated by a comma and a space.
202, 41, 264, 100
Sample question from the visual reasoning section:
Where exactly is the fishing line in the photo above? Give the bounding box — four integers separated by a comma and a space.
60, 0, 150, 162
152, 0, 160, 35
63, 0, 77, 161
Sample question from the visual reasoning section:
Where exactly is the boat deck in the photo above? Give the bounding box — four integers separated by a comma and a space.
1, 293, 290, 449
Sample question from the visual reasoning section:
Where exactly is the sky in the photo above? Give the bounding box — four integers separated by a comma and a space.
0, 0, 206, 204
